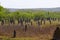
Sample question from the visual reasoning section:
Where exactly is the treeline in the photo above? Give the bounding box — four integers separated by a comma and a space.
0, 6, 60, 25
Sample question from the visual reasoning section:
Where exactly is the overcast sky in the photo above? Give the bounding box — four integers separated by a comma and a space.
0, 0, 60, 9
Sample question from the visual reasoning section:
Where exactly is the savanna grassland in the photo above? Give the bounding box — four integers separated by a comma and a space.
0, 6, 60, 40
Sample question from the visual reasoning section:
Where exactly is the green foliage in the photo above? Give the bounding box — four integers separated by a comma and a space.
0, 6, 4, 11
0, 6, 60, 21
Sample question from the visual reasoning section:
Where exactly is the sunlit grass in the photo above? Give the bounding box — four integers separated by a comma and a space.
0, 37, 51, 40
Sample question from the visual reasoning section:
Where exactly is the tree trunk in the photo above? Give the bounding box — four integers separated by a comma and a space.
44, 19, 45, 24
41, 20, 42, 25
31, 21, 32, 25
49, 20, 51, 24
38, 20, 40, 26
1, 19, 4, 25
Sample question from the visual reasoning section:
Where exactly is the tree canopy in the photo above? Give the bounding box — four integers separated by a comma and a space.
0, 6, 60, 21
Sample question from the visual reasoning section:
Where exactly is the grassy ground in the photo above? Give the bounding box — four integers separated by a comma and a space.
0, 20, 60, 40
0, 37, 52, 40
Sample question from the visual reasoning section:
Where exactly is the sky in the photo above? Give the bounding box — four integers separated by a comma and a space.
0, 0, 60, 9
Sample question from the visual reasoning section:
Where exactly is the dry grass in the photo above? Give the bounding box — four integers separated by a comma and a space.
0, 20, 60, 40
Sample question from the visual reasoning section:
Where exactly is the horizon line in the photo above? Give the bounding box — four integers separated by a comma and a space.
4, 7, 60, 9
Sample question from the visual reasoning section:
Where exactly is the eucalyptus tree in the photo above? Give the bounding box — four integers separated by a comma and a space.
0, 5, 4, 11
14, 11, 25, 25
8, 12, 15, 24
22, 12, 31, 24
46, 12, 52, 24
38, 11, 47, 25
55, 12, 60, 22
0, 5, 7, 25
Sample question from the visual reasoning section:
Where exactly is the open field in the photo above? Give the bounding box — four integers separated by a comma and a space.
0, 6, 60, 40
0, 20, 60, 40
